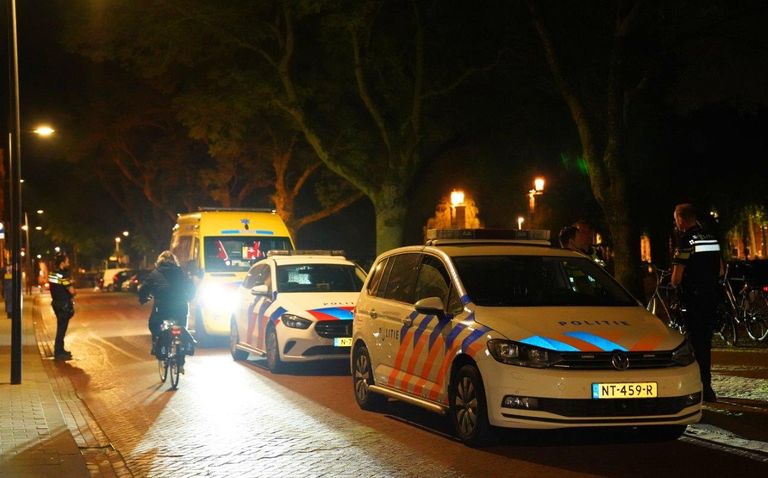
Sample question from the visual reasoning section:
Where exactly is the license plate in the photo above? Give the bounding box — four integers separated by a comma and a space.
334, 337, 352, 347
592, 382, 657, 399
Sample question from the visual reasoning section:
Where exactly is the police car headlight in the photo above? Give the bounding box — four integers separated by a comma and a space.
671, 339, 696, 366
281, 314, 312, 329
487, 339, 560, 368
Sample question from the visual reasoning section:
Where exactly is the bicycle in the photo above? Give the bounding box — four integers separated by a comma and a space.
155, 319, 196, 389
715, 263, 768, 345
646, 266, 686, 335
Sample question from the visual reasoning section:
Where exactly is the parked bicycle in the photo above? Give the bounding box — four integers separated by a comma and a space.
156, 319, 196, 389
714, 263, 768, 345
646, 265, 687, 335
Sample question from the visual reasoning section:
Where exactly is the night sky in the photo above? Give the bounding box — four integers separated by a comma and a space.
3, 1, 768, 269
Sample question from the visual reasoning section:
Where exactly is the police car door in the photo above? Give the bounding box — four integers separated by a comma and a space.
406, 254, 462, 401
245, 263, 272, 350
367, 253, 421, 390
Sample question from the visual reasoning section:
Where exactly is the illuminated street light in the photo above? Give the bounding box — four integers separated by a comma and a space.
33, 124, 55, 136
450, 189, 466, 228
517, 216, 525, 230
528, 176, 546, 228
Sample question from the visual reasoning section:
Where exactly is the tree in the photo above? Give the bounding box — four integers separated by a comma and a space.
62, 0, 503, 253
525, 0, 768, 291
62, 1, 365, 245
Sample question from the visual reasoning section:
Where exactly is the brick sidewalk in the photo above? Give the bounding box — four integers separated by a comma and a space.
0, 294, 89, 477
1, 293, 132, 477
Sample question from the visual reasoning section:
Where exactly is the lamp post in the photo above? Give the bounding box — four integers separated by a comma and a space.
517, 216, 525, 230
528, 176, 545, 228
8, 0, 23, 384
450, 189, 466, 229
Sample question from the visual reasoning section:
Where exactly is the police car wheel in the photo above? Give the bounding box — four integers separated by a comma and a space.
450, 364, 492, 446
266, 327, 285, 373
352, 344, 386, 411
229, 320, 249, 361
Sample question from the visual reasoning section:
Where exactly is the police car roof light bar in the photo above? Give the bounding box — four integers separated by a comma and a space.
425, 228, 550, 242
267, 249, 346, 257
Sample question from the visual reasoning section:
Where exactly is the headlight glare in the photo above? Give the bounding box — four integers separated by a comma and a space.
281, 314, 312, 329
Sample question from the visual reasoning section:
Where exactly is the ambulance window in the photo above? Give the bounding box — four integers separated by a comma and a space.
381, 253, 421, 304
172, 236, 191, 264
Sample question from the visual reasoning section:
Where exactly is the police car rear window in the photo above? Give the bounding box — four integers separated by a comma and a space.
452, 255, 636, 307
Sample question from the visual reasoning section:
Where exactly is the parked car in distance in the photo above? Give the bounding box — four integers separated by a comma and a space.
99, 268, 129, 292
125, 269, 152, 293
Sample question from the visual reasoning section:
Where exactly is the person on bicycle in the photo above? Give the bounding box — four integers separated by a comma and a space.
138, 251, 195, 368
670, 203, 724, 403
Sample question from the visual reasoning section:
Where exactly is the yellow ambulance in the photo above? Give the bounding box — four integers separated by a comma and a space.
170, 208, 294, 344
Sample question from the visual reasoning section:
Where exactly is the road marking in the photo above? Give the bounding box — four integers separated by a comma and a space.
84, 329, 145, 361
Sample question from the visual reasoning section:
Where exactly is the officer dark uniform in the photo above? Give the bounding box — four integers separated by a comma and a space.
49, 254, 76, 360
671, 204, 722, 402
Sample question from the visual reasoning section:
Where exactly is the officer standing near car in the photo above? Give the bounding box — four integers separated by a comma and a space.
49, 253, 76, 360
670, 203, 723, 402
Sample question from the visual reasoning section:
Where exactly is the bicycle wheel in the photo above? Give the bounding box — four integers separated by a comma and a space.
158, 357, 168, 383
169, 356, 180, 389
714, 303, 737, 346
746, 290, 768, 341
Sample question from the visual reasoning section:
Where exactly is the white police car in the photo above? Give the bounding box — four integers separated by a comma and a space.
351, 229, 702, 445
230, 250, 367, 372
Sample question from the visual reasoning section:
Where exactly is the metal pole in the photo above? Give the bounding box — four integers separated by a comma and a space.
24, 211, 30, 294
8, 0, 23, 384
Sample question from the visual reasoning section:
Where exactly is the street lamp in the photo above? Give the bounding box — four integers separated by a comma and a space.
528, 176, 546, 227
517, 216, 525, 230
450, 189, 466, 228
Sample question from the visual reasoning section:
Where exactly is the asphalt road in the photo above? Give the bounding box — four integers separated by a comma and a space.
38, 290, 768, 477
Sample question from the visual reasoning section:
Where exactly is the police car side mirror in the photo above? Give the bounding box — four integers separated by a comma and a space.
414, 296, 446, 318
250, 284, 270, 296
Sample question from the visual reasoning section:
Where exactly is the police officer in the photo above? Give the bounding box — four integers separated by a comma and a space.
49, 253, 76, 360
670, 203, 723, 402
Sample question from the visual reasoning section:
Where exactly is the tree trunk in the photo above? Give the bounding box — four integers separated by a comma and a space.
372, 184, 408, 254
604, 198, 643, 298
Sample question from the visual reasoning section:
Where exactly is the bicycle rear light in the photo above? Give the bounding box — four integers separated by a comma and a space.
171, 326, 182, 336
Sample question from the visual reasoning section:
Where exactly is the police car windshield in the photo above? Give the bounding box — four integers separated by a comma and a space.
204, 237, 293, 272
452, 255, 636, 307
277, 264, 365, 293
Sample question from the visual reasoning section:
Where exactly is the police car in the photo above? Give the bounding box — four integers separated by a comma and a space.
351, 229, 702, 445
230, 250, 367, 372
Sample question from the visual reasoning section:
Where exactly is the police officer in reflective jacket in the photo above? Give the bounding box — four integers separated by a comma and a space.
49, 254, 76, 360
670, 203, 723, 402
